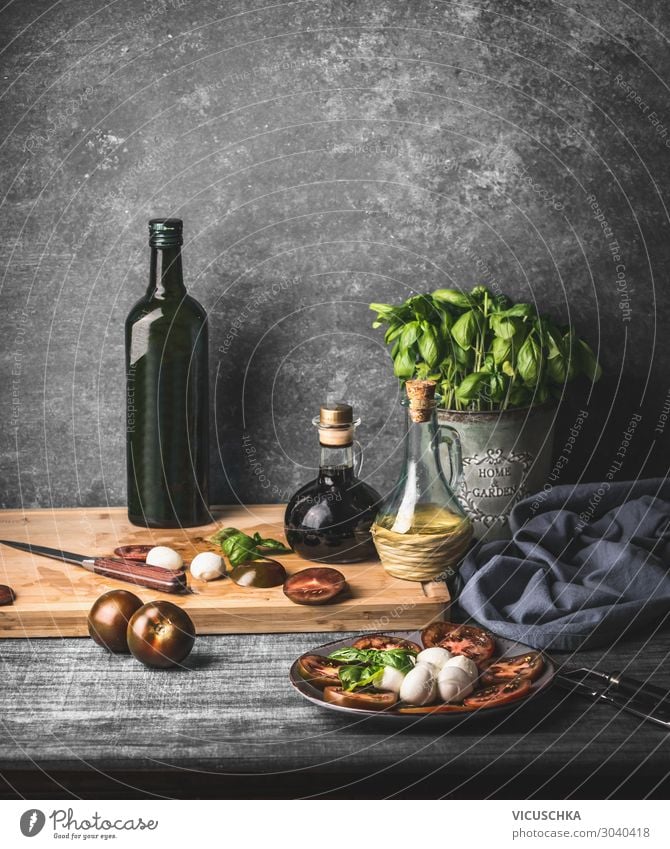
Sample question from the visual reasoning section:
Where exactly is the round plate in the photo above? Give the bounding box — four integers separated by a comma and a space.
290, 629, 555, 723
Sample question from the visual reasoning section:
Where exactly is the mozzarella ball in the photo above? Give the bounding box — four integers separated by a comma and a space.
376, 666, 406, 694
146, 546, 183, 570
417, 647, 452, 672
443, 655, 478, 680
438, 665, 473, 688
399, 663, 437, 706
437, 667, 475, 700
190, 551, 225, 582
437, 679, 464, 703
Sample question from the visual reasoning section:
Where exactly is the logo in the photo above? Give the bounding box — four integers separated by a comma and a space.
20, 809, 45, 837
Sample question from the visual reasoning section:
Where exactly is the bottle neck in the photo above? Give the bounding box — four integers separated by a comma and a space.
147, 246, 186, 298
318, 443, 354, 483
403, 409, 440, 473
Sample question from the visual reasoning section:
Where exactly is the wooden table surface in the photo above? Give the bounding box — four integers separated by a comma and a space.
1, 627, 669, 799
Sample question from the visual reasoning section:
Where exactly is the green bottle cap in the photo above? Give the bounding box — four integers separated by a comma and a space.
149, 218, 183, 247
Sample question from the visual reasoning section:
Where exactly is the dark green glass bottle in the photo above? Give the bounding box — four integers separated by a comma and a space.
125, 219, 209, 527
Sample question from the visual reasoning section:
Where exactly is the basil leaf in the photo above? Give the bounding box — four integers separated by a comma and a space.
393, 346, 416, 379
439, 307, 453, 338
546, 355, 567, 384
508, 384, 531, 406
400, 320, 420, 348
418, 323, 440, 367
490, 314, 518, 340
492, 335, 513, 365
453, 343, 474, 368
337, 665, 364, 691
498, 303, 535, 319
517, 336, 541, 386
562, 331, 579, 380
455, 371, 487, 402
222, 532, 262, 567
369, 302, 396, 319
536, 384, 550, 404
576, 339, 602, 381
256, 537, 292, 554
408, 295, 433, 320
206, 527, 241, 546
544, 323, 565, 360
432, 288, 471, 309
487, 372, 507, 403
451, 310, 479, 349
471, 285, 492, 301
329, 647, 370, 664
384, 322, 404, 344
338, 664, 383, 692
376, 649, 416, 674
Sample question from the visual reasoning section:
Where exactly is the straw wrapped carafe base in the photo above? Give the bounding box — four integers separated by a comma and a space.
371, 505, 473, 582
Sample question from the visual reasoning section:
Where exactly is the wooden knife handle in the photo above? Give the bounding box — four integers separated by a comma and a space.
92, 558, 188, 594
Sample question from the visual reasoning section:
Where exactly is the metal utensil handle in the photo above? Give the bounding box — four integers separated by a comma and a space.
600, 690, 670, 729
610, 674, 670, 705
91, 558, 188, 594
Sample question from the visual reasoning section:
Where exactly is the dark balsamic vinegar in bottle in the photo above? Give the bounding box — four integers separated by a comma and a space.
284, 404, 381, 563
125, 219, 209, 527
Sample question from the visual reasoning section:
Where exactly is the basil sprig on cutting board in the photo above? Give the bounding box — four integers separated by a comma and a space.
207, 527, 291, 567
329, 647, 417, 692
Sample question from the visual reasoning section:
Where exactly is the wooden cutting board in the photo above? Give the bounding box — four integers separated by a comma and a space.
0, 506, 450, 638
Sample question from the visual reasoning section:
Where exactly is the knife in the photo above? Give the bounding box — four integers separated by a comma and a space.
0, 540, 190, 595
555, 667, 670, 729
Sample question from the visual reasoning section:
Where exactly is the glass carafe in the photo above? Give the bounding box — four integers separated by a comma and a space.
284, 403, 381, 564
371, 380, 472, 581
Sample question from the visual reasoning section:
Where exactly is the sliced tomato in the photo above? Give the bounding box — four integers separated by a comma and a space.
463, 676, 532, 709
436, 625, 496, 666
352, 633, 421, 653
297, 654, 343, 689
421, 621, 459, 647
283, 568, 347, 605
323, 686, 398, 711
481, 652, 545, 686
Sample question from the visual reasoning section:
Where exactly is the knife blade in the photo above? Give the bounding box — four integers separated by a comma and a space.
555, 669, 670, 729
0, 539, 190, 595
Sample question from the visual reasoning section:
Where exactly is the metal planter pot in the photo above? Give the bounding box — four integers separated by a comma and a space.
437, 404, 556, 542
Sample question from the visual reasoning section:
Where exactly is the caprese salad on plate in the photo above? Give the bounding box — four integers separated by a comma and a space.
290, 622, 554, 719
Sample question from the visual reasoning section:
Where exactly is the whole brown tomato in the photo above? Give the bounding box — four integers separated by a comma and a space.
88, 590, 144, 653
127, 601, 195, 668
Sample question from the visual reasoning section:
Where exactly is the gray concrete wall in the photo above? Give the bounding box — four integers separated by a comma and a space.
1, 0, 668, 509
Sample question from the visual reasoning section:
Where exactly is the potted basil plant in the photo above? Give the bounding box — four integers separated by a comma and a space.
370, 286, 601, 540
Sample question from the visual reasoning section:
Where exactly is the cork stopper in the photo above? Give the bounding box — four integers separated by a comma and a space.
314, 402, 357, 446
319, 403, 353, 426
405, 379, 437, 423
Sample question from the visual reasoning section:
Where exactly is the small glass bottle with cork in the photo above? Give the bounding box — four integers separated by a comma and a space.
284, 403, 381, 564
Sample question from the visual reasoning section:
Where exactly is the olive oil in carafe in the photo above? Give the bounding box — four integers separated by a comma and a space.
370, 380, 472, 581
374, 504, 466, 535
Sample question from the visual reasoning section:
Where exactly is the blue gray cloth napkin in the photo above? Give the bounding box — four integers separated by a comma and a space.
456, 478, 670, 651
